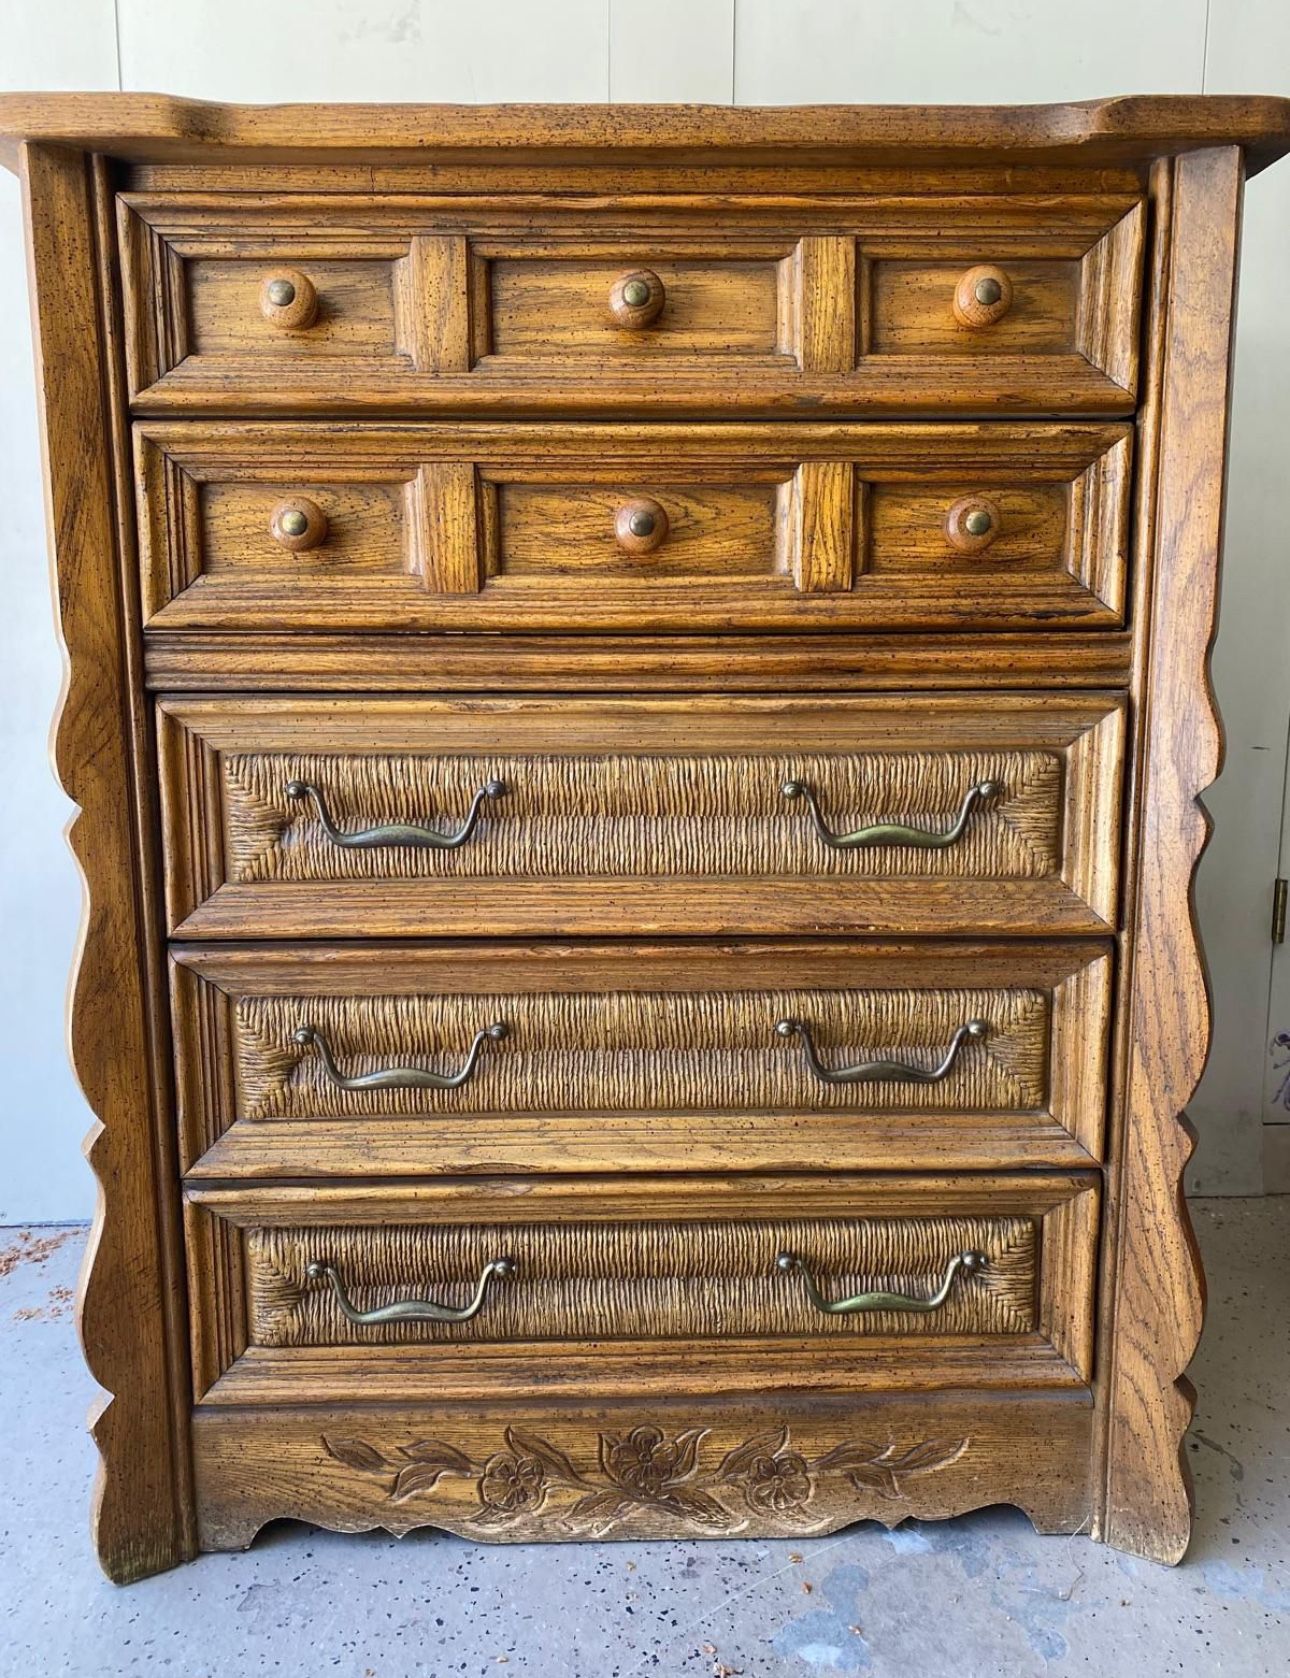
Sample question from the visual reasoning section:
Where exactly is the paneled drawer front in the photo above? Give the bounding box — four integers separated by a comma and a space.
185, 1174, 1099, 1404
136, 422, 1130, 633
119, 194, 1141, 412
157, 695, 1124, 939
174, 941, 1112, 1178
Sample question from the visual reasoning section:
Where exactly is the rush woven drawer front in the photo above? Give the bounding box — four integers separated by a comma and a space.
157, 693, 1123, 938
11, 93, 1289, 1579
172, 941, 1112, 1177
183, 1174, 1098, 1404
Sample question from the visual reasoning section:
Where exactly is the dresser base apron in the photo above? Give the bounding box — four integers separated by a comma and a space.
191, 1393, 1093, 1551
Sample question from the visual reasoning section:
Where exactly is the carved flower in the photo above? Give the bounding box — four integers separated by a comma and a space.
478, 1450, 548, 1516
742, 1448, 813, 1516
601, 1426, 703, 1500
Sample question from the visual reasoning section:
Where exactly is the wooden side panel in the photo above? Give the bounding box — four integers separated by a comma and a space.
21, 145, 193, 1583
1097, 148, 1243, 1563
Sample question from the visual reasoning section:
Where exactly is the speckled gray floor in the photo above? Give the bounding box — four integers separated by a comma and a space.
0, 1198, 1287, 1678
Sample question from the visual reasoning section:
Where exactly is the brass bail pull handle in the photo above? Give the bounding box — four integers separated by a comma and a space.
306, 1258, 516, 1325
775, 1017, 988, 1085
294, 1021, 508, 1091
775, 1249, 987, 1315
781, 777, 999, 850
286, 778, 505, 850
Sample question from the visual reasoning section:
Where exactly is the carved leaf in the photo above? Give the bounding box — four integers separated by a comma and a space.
887, 1438, 971, 1477
715, 1427, 791, 1483
567, 1489, 632, 1528
398, 1439, 476, 1473
504, 1427, 585, 1487
391, 1462, 468, 1503
841, 1464, 902, 1499
810, 1441, 886, 1473
470, 1501, 530, 1528
653, 1487, 732, 1529
322, 1436, 391, 1475
668, 1429, 707, 1483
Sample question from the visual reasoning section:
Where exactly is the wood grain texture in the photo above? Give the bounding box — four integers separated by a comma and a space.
189, 1393, 1095, 1552
141, 629, 1136, 693
20, 145, 193, 1583
1095, 147, 1242, 1564
9, 97, 1284, 1578
155, 694, 1124, 940
4, 92, 1290, 172
133, 420, 1130, 633
183, 1173, 1098, 1403
171, 940, 1111, 1177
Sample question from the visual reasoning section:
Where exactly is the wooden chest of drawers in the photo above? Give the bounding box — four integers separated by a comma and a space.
5, 92, 1289, 1582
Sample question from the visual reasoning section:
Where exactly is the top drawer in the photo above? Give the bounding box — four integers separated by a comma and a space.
118, 194, 1144, 414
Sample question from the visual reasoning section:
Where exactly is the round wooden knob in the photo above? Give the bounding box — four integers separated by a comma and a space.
952, 265, 1013, 329
945, 495, 1003, 555
608, 269, 666, 329
259, 269, 319, 330
614, 497, 669, 554
270, 497, 328, 551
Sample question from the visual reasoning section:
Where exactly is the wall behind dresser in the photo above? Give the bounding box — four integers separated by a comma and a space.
3, 0, 1288, 1219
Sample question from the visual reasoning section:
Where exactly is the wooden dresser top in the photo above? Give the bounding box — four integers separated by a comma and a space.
4, 92, 1290, 174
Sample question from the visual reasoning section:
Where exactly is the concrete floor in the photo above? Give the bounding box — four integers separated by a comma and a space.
0, 1200, 1286, 1678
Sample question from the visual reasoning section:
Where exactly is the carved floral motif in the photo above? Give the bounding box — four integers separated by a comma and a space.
322, 1424, 970, 1535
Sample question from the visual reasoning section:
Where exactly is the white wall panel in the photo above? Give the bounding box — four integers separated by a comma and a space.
611, 0, 733, 103
0, 0, 118, 1222
734, 0, 1207, 105
1192, 0, 1290, 1191
117, 0, 609, 102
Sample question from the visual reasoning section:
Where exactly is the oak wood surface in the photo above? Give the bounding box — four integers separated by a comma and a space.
155, 693, 1124, 940
3, 94, 1290, 172
115, 191, 1143, 413
7, 94, 1276, 1579
20, 144, 194, 1584
182, 1172, 1099, 1404
134, 420, 1131, 633
189, 1392, 1096, 1552
1093, 147, 1241, 1565
171, 938, 1111, 1177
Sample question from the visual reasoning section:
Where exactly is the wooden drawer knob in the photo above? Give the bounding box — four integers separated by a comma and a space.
259, 269, 319, 330
945, 495, 1002, 555
952, 265, 1013, 329
270, 497, 328, 551
609, 269, 666, 329
614, 497, 669, 554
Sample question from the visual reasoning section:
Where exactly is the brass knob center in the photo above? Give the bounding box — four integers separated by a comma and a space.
278, 509, 309, 538
628, 509, 656, 538
266, 278, 297, 307
964, 508, 993, 537
622, 278, 651, 307
974, 277, 1003, 307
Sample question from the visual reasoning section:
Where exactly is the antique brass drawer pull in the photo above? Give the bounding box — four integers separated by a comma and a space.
775, 1248, 986, 1315
285, 777, 505, 849
780, 777, 999, 849
293, 1021, 507, 1090
775, 1017, 988, 1085
306, 1257, 516, 1325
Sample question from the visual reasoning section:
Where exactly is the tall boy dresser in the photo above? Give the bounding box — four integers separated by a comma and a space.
3, 95, 1288, 1583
